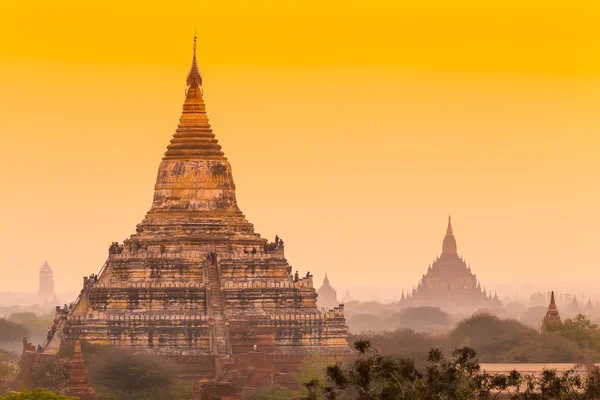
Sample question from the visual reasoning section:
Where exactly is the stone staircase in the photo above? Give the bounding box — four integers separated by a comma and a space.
206, 255, 230, 356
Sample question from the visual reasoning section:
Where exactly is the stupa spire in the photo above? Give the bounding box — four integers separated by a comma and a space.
442, 215, 458, 255
187, 34, 202, 88
446, 215, 453, 235
549, 291, 557, 310
162, 36, 224, 160
541, 291, 562, 333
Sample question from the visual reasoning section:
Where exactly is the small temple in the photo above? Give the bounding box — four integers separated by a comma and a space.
61, 340, 98, 400
35, 37, 349, 381
317, 274, 339, 310
541, 291, 562, 333
38, 261, 55, 299
399, 217, 499, 311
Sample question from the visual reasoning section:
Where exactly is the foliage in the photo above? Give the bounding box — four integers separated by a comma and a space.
0, 350, 18, 392
347, 306, 453, 333
6, 314, 38, 326
88, 347, 176, 397
349, 328, 443, 361
0, 320, 29, 343
244, 385, 296, 400
552, 314, 600, 350
350, 313, 600, 364
294, 355, 339, 400
449, 314, 537, 362
7, 313, 54, 346
396, 306, 452, 327
503, 332, 590, 363
0, 388, 77, 400
29, 358, 70, 392
310, 340, 600, 399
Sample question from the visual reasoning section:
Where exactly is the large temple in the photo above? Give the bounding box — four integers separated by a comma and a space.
38, 37, 349, 378
400, 217, 501, 311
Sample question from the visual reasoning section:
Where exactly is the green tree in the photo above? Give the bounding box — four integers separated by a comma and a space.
0, 388, 77, 400
89, 348, 176, 397
0, 350, 18, 392
449, 313, 537, 362
314, 340, 600, 399
553, 314, 600, 350
244, 385, 296, 400
0, 320, 29, 342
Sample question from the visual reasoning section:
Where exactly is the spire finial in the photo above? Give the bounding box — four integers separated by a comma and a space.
442, 215, 457, 254
186, 33, 202, 88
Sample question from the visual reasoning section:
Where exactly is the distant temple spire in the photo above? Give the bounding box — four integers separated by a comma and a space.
38, 260, 55, 298
586, 299, 594, 310
442, 215, 457, 255
571, 295, 580, 313
541, 291, 562, 333
342, 289, 354, 303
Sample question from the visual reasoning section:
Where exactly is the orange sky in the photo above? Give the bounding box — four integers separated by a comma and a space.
1, 1, 600, 299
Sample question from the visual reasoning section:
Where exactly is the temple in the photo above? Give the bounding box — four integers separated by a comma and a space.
61, 340, 98, 400
40, 37, 349, 379
38, 261, 55, 299
316, 274, 339, 310
400, 217, 499, 311
541, 291, 562, 333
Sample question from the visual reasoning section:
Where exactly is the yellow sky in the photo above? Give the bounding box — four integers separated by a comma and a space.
1, 1, 600, 297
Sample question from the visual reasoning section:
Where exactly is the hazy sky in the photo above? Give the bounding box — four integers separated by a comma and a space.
1, 1, 600, 297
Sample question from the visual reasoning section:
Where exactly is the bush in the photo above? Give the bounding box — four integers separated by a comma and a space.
312, 340, 600, 399
0, 350, 18, 392
449, 313, 537, 362
243, 385, 295, 400
89, 348, 177, 397
0, 388, 77, 399
29, 358, 70, 392
0, 320, 29, 342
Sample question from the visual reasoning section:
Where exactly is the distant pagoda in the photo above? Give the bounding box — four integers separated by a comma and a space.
317, 274, 339, 310
48, 37, 349, 371
342, 289, 354, 304
541, 291, 562, 333
38, 261, 55, 298
400, 217, 498, 311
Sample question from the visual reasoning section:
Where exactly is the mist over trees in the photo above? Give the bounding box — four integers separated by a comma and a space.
350, 312, 600, 364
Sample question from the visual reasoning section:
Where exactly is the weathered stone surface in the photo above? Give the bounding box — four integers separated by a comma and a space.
46, 38, 350, 374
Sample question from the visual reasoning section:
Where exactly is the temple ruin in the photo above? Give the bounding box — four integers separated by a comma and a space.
39, 37, 349, 379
